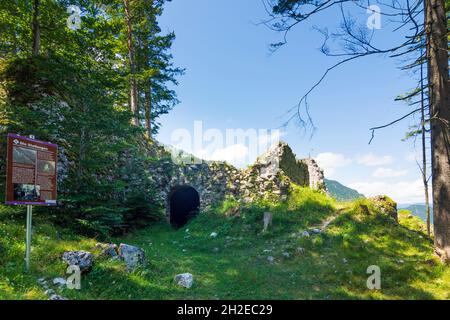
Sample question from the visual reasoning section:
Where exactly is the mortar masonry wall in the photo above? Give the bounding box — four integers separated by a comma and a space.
148, 141, 326, 216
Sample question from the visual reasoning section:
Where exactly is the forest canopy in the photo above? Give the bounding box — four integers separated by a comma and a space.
0, 0, 183, 236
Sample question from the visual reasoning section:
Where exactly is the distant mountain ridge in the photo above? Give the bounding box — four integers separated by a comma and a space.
398, 204, 433, 224
324, 178, 365, 201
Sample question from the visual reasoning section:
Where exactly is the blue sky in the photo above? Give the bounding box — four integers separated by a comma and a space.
156, 0, 428, 204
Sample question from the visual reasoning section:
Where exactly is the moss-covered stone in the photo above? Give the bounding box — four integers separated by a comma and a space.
369, 195, 398, 222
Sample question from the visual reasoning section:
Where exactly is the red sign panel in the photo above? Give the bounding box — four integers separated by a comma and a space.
5, 133, 58, 206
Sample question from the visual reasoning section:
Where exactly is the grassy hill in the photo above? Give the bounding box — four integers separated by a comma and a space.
0, 187, 449, 300
325, 179, 365, 202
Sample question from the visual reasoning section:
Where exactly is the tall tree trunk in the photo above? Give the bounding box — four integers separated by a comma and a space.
144, 40, 152, 137
144, 80, 152, 137
425, 0, 450, 262
421, 105, 432, 238
420, 41, 432, 238
12, 0, 19, 55
124, 0, 139, 126
31, 0, 40, 56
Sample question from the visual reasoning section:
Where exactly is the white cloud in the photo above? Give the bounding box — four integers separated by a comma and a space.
200, 130, 286, 167
349, 179, 424, 204
198, 144, 249, 167
316, 152, 352, 177
357, 153, 393, 166
372, 167, 408, 178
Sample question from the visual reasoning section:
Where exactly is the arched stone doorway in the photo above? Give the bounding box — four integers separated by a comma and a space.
169, 185, 200, 228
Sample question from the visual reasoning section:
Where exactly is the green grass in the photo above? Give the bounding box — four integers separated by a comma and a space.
0, 187, 449, 300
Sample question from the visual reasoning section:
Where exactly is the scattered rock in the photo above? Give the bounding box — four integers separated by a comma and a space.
263, 212, 273, 232
342, 258, 348, 264
49, 294, 67, 301
62, 251, 93, 273
118, 244, 146, 272
301, 231, 310, 238
296, 247, 305, 255
44, 289, 55, 296
53, 277, 66, 286
210, 232, 218, 238
37, 278, 47, 286
282, 252, 290, 259
267, 256, 275, 263
311, 228, 321, 234
95, 243, 118, 258
174, 273, 194, 289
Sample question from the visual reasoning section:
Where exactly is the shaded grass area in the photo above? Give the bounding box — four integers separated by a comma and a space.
0, 187, 449, 300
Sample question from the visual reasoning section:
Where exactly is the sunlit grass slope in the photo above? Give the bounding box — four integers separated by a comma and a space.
1, 187, 449, 300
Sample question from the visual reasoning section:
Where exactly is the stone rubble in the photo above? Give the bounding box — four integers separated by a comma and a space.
174, 273, 194, 289
149, 141, 326, 218
62, 251, 93, 273
118, 243, 146, 272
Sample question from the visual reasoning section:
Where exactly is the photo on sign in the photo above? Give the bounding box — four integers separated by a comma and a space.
13, 183, 40, 201
13, 146, 36, 165
37, 160, 55, 174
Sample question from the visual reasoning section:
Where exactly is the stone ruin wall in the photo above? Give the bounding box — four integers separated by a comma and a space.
148, 141, 326, 215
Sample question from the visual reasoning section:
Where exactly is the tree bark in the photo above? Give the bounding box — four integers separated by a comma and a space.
144, 80, 152, 137
144, 39, 152, 137
12, 0, 19, 55
422, 123, 432, 237
420, 45, 432, 238
425, 0, 450, 262
124, 0, 139, 126
31, 0, 40, 56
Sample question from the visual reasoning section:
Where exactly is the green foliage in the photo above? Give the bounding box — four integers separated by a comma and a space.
0, 0, 181, 235
103, 0, 184, 132
0, 54, 163, 236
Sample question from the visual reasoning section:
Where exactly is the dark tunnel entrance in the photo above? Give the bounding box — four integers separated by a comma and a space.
169, 186, 200, 228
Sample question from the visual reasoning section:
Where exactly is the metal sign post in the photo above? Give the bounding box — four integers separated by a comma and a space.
5, 133, 58, 272
25, 205, 33, 272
